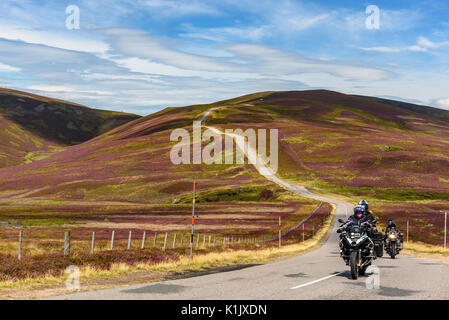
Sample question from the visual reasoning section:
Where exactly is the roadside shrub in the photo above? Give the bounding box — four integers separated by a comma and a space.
259, 189, 274, 200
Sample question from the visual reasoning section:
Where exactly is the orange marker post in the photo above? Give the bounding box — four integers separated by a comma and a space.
190, 181, 196, 260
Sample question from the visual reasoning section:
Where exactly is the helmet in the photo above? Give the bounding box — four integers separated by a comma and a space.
388, 219, 394, 227
354, 205, 365, 219
358, 200, 369, 211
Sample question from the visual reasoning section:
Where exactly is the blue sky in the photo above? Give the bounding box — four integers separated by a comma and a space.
0, 0, 449, 115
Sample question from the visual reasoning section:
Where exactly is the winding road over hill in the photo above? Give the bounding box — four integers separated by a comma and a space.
49, 107, 449, 300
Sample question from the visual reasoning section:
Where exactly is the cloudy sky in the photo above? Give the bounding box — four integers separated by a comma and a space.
0, 0, 449, 115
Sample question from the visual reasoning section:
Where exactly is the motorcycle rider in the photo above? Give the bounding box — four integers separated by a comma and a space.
358, 200, 379, 236
341, 205, 377, 259
347, 205, 365, 225
357, 200, 384, 257
358, 200, 376, 226
385, 219, 397, 232
385, 219, 404, 249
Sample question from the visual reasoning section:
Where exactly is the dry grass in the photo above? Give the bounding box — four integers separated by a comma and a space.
403, 241, 449, 256
402, 242, 449, 266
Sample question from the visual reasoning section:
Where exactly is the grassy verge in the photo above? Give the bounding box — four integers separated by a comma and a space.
403, 241, 449, 256
402, 241, 449, 266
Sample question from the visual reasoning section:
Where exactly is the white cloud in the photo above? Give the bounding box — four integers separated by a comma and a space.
434, 97, 449, 110
102, 29, 391, 82
27, 85, 75, 92
113, 56, 265, 81
417, 36, 449, 49
180, 33, 225, 42
361, 47, 401, 53
225, 43, 391, 81
277, 12, 332, 31
132, 0, 218, 16
196, 26, 270, 41
101, 29, 235, 72
407, 45, 428, 52
417, 37, 438, 49
0, 62, 21, 72
0, 23, 109, 54
360, 36, 449, 54
27, 85, 113, 95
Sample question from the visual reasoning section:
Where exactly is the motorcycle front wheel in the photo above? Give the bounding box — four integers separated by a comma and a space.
359, 264, 368, 276
350, 251, 358, 279
390, 243, 396, 259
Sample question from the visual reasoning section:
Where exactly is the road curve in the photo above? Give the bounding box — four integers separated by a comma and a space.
49, 107, 449, 300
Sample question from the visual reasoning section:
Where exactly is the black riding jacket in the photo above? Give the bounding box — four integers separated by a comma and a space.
385, 221, 398, 233
363, 210, 376, 226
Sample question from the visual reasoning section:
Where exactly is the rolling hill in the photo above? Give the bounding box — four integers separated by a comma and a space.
0, 88, 140, 167
0, 89, 447, 245
0, 89, 447, 201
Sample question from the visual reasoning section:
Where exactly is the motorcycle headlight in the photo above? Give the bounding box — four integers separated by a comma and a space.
388, 234, 397, 240
350, 232, 361, 239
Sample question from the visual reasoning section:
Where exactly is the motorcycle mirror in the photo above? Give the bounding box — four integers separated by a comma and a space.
338, 219, 344, 223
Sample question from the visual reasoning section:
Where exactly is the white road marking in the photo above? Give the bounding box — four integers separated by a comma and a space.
290, 272, 344, 290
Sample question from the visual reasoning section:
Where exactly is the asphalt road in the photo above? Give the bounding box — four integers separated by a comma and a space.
48, 107, 449, 300
50, 193, 449, 300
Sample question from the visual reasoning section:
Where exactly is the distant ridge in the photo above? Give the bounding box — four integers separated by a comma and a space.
0, 88, 140, 167
353, 94, 449, 123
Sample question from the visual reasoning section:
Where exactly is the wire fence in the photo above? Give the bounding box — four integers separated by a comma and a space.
0, 202, 334, 261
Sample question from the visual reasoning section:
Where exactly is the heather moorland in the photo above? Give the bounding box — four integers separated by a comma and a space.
0, 89, 447, 282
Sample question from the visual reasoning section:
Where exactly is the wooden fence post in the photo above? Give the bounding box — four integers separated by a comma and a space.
213, 236, 216, 247
173, 233, 177, 248
127, 231, 132, 250
196, 234, 200, 248
141, 231, 146, 249
180, 234, 184, 248
91, 231, 95, 254
110, 230, 115, 250
64, 231, 70, 256
153, 232, 157, 247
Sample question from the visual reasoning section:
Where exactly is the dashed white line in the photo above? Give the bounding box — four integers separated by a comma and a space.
290, 272, 344, 290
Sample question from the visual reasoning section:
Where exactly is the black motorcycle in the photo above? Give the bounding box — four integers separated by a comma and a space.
337, 218, 376, 279
384, 229, 403, 259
